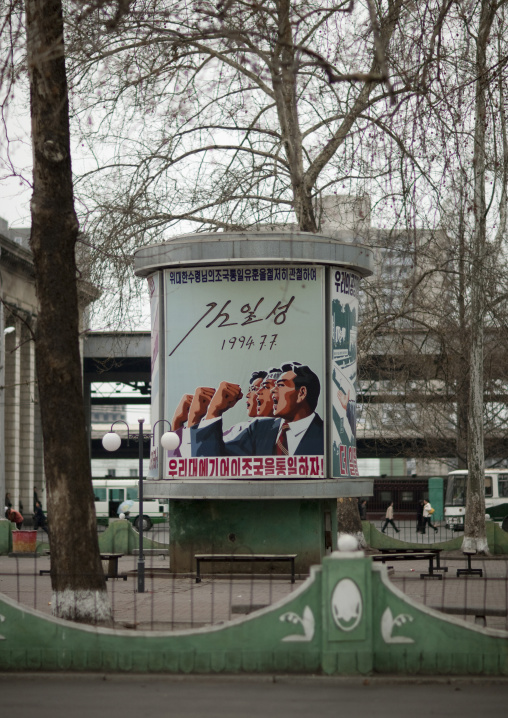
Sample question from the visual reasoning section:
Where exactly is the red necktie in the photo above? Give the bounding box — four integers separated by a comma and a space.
275, 422, 290, 455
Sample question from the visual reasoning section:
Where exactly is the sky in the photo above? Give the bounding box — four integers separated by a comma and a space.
0, 96, 153, 332
0, 92, 33, 228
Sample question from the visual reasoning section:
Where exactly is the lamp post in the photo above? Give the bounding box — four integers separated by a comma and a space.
102, 418, 179, 593
136, 418, 145, 593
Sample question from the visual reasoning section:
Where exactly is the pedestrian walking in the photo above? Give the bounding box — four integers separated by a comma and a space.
5, 507, 23, 530
416, 499, 425, 533
423, 500, 438, 533
5, 493, 12, 510
381, 502, 400, 533
33, 501, 48, 534
358, 499, 367, 521
33, 486, 40, 512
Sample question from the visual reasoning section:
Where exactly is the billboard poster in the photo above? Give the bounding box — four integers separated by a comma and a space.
330, 268, 360, 478
163, 265, 325, 480
147, 273, 160, 478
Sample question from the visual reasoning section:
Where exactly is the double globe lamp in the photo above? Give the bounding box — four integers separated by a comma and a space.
102, 419, 180, 592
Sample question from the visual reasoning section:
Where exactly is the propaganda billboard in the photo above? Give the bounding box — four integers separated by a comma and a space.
161, 265, 325, 480
330, 268, 360, 478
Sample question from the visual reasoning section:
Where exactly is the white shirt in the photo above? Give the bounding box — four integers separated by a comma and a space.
279, 412, 316, 455
178, 427, 192, 458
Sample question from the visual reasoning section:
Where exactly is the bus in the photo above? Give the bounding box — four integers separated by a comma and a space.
444, 469, 508, 532
91, 478, 168, 530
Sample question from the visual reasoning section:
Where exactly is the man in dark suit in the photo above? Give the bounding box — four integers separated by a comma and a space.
195, 362, 323, 457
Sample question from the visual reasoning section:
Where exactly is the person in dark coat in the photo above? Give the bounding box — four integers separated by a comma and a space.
416, 499, 425, 534
358, 499, 367, 521
33, 501, 48, 534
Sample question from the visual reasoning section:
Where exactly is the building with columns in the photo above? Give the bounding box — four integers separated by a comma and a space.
0, 218, 42, 516
0, 217, 97, 518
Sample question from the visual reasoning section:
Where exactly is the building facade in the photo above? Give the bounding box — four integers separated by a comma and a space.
0, 216, 97, 517
0, 218, 43, 515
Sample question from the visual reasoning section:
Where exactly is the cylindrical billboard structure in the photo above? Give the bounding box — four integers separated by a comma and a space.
134, 231, 374, 499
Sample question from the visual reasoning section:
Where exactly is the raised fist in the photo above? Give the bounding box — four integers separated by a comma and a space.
188, 386, 216, 426
205, 381, 243, 419
171, 393, 194, 430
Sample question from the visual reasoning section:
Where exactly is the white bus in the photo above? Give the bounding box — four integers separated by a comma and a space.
444, 469, 508, 532
92, 478, 169, 531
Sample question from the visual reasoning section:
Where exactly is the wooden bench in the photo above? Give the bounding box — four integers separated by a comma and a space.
378, 547, 448, 573
38, 550, 51, 575
39, 552, 127, 580
195, 554, 297, 584
457, 551, 483, 577
132, 549, 169, 557
372, 552, 442, 579
101, 553, 127, 580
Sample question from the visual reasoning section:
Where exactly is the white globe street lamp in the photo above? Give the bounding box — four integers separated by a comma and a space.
101, 431, 122, 452
160, 431, 181, 452
101, 418, 180, 593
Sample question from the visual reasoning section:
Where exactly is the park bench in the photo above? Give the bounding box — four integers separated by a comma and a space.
39, 552, 127, 580
372, 552, 442, 579
378, 547, 448, 573
132, 548, 169, 557
456, 551, 483, 577
101, 553, 127, 580
195, 553, 297, 584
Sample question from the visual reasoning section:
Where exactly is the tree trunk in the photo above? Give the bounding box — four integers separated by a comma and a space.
456, 209, 469, 469
25, 0, 112, 622
337, 498, 366, 549
272, 0, 318, 232
462, 0, 496, 555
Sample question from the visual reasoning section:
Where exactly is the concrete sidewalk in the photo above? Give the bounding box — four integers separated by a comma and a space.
2, 673, 508, 717
0, 552, 303, 629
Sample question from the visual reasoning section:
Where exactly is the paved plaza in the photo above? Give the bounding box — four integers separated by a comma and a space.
0, 543, 507, 632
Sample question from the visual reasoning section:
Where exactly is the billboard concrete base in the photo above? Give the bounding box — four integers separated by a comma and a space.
169, 498, 338, 575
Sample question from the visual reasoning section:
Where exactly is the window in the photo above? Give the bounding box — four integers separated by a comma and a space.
94, 488, 106, 501
109, 488, 124, 501
485, 476, 493, 498
126, 487, 138, 501
498, 475, 508, 498
401, 491, 413, 502
129, 469, 138, 477
446, 476, 466, 506
380, 491, 392, 503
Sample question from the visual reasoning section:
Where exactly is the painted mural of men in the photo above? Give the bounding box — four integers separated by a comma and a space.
219, 370, 268, 442
195, 362, 323, 457
169, 386, 216, 457
246, 370, 268, 418
255, 367, 282, 417
170, 369, 269, 456
270, 362, 323, 455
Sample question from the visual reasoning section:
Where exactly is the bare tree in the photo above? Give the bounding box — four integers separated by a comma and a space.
462, 0, 506, 553
14, 0, 506, 556
68, 0, 421, 542
358, 0, 508, 552
0, 0, 115, 623
66, 1, 407, 285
